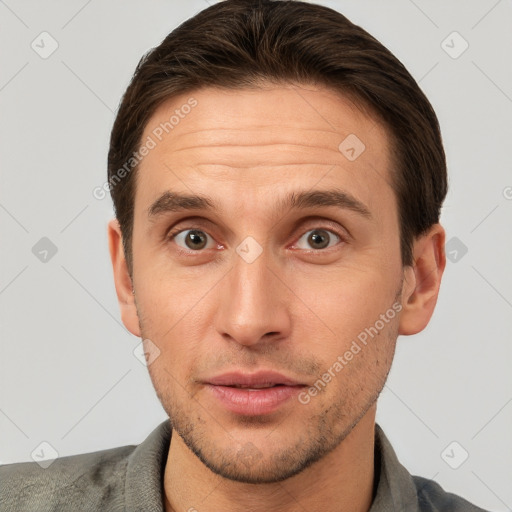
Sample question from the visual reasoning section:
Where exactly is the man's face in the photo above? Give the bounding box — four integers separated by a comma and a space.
128, 84, 407, 483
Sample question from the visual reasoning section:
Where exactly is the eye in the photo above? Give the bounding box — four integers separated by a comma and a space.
294, 228, 342, 250
170, 229, 216, 251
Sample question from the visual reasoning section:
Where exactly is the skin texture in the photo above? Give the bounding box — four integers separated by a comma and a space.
108, 83, 446, 512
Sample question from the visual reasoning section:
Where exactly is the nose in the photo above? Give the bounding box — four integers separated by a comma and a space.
214, 247, 292, 348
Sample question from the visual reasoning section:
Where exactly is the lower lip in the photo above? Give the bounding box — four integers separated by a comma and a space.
205, 384, 305, 415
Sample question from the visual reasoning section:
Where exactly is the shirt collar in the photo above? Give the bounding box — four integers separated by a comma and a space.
125, 419, 171, 511
369, 423, 420, 512
124, 420, 420, 512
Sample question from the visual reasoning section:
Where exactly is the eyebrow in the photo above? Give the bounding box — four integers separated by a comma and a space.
147, 188, 372, 221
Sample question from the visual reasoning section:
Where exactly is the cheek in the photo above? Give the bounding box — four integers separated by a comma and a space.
134, 264, 210, 337
292, 267, 397, 342
136, 287, 213, 383
322, 313, 399, 400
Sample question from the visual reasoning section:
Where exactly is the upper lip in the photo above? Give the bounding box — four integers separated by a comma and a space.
204, 371, 304, 387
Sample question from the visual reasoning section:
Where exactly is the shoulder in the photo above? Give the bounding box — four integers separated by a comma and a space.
413, 475, 491, 512
0, 443, 135, 511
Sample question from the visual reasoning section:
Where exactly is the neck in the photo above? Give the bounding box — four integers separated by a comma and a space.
164, 406, 377, 512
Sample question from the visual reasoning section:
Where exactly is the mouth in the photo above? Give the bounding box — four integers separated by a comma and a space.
202, 371, 307, 415
223, 383, 288, 389
204, 370, 304, 388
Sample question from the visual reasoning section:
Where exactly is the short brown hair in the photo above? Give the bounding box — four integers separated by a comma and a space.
108, 0, 447, 277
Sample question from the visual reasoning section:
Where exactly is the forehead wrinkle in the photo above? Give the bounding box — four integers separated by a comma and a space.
153, 123, 350, 153
167, 142, 343, 161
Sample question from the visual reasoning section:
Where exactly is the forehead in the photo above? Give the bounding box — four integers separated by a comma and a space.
134, 84, 394, 219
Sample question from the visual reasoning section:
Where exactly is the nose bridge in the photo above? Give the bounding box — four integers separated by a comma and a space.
215, 243, 290, 346
233, 247, 270, 311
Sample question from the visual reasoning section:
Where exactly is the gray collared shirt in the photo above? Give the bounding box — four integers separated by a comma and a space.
0, 421, 490, 511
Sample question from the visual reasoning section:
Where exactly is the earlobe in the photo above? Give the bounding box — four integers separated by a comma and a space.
398, 224, 446, 336
107, 218, 141, 337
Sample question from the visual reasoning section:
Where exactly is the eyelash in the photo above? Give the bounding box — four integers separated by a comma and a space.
166, 224, 347, 254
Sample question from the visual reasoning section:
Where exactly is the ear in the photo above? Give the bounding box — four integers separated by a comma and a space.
398, 223, 446, 336
107, 218, 141, 337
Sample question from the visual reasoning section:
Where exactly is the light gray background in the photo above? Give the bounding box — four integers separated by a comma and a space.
1, 1, 511, 510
